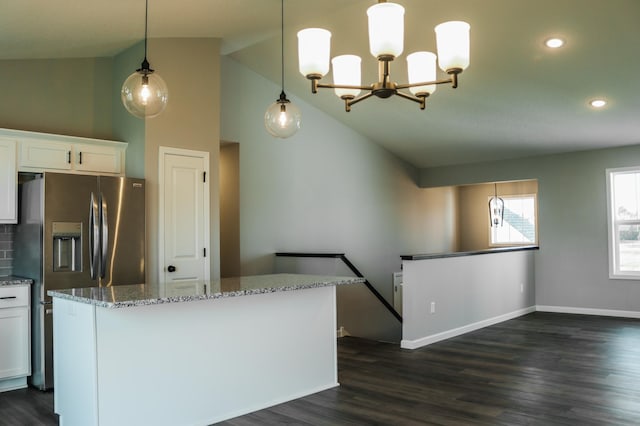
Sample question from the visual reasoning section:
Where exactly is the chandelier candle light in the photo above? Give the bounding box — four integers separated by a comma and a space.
297, 0, 470, 111
121, 0, 169, 119
264, 0, 302, 138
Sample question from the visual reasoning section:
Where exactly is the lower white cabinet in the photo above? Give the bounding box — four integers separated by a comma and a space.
0, 285, 31, 392
0, 139, 17, 224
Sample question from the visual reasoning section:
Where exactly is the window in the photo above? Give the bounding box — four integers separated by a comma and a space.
607, 167, 640, 279
489, 195, 537, 246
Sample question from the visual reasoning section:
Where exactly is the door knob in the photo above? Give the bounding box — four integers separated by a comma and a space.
167, 265, 176, 273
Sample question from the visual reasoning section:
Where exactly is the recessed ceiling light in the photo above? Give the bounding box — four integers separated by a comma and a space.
590, 99, 607, 108
545, 37, 565, 48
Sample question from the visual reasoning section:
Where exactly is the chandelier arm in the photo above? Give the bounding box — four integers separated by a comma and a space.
395, 91, 427, 109
395, 76, 459, 91
316, 82, 373, 91
344, 92, 376, 111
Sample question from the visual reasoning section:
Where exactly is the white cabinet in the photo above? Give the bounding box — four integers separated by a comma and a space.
19, 138, 125, 175
0, 139, 17, 224
0, 285, 30, 392
74, 143, 124, 174
19, 139, 73, 172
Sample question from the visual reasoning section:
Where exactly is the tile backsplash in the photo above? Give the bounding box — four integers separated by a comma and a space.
0, 224, 15, 277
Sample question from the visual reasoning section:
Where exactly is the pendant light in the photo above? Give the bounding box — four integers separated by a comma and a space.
488, 183, 504, 227
264, 0, 301, 138
121, 0, 169, 119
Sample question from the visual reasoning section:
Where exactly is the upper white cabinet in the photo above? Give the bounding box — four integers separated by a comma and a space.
0, 129, 127, 219
0, 138, 17, 223
0, 128, 127, 176
73, 143, 124, 174
19, 138, 126, 175
19, 139, 73, 172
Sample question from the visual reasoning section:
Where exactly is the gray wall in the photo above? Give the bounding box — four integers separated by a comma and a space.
0, 58, 114, 140
402, 249, 535, 348
220, 142, 241, 278
420, 145, 640, 311
143, 38, 221, 284
220, 56, 456, 304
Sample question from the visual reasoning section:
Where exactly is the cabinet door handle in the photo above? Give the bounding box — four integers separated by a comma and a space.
67, 151, 71, 164
0, 296, 17, 300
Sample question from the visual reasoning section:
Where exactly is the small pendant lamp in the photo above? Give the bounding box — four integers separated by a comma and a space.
264, 0, 301, 138
489, 183, 504, 227
121, 0, 169, 119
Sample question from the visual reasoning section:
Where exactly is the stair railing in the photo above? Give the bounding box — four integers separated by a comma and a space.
275, 252, 402, 323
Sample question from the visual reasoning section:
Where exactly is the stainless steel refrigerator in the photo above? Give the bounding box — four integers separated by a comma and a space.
14, 172, 145, 390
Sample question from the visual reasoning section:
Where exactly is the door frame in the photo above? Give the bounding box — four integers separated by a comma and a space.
158, 146, 210, 292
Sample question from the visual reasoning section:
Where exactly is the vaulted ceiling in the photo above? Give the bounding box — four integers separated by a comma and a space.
2, 0, 639, 168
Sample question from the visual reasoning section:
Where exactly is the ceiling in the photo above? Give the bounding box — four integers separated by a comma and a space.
2, 0, 639, 168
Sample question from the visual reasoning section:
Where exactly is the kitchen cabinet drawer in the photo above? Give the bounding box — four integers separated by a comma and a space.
0, 286, 30, 308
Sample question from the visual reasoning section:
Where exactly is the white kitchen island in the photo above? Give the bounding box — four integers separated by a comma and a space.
49, 274, 362, 426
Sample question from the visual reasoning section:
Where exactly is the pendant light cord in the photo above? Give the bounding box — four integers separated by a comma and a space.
280, 0, 285, 92
144, 0, 149, 60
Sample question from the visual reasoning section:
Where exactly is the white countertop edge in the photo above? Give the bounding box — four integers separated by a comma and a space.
48, 276, 364, 309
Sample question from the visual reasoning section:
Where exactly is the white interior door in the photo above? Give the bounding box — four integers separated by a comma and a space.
159, 147, 210, 294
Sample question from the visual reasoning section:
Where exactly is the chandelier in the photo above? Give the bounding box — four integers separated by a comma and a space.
297, 1, 470, 112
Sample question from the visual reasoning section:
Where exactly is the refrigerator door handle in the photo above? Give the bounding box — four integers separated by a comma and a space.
89, 192, 100, 280
100, 193, 108, 279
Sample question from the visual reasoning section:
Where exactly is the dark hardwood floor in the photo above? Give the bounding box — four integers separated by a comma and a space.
2, 312, 640, 425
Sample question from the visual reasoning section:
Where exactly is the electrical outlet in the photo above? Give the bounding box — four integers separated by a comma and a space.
430, 301, 436, 314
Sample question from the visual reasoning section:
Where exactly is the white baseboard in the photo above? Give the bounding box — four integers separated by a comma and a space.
536, 305, 640, 319
401, 306, 536, 350
0, 377, 27, 392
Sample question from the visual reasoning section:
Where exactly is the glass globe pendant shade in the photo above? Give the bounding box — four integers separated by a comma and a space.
121, 66, 169, 119
264, 92, 301, 138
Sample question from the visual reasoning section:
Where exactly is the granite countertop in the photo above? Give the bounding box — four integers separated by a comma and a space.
47, 273, 364, 309
0, 276, 34, 286
401, 245, 539, 261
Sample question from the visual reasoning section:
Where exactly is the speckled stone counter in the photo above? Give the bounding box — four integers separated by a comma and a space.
48, 273, 363, 309
0, 276, 33, 286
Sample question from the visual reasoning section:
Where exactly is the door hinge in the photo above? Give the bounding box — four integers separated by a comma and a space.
203, 248, 207, 257
203, 171, 206, 183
